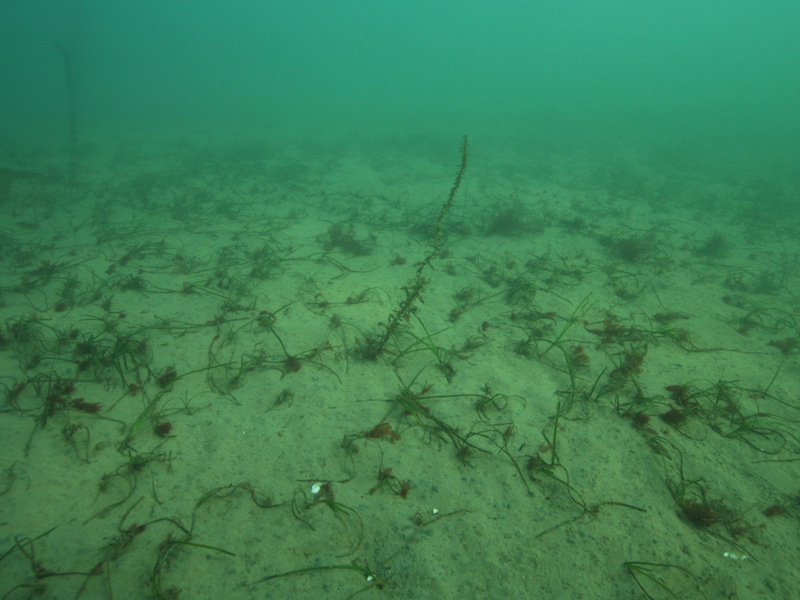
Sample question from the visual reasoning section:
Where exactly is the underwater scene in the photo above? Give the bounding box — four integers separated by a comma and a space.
1, 2, 799, 599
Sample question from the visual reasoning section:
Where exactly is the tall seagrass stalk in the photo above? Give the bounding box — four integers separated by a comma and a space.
55, 43, 79, 187
363, 135, 469, 360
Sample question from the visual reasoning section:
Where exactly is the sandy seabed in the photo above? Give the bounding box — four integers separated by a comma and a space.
1, 134, 798, 599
